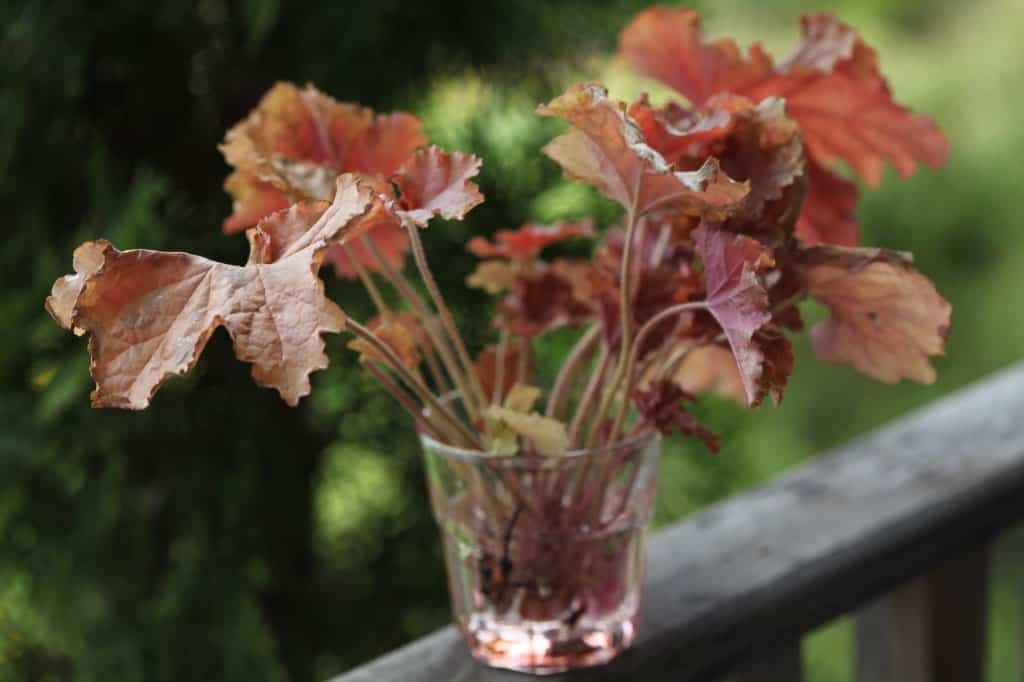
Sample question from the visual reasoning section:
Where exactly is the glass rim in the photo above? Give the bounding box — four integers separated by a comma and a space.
417, 426, 660, 463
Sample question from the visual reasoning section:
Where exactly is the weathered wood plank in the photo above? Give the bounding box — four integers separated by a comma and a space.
331, 363, 1024, 682
856, 545, 989, 682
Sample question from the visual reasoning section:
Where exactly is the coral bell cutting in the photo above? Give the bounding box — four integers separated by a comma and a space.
46, 8, 951, 675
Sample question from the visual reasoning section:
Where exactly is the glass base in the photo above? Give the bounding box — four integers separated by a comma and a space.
461, 615, 637, 674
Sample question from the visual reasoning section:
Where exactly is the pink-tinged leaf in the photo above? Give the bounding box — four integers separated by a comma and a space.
617, 8, 768, 107
45, 175, 374, 409
798, 245, 951, 384
393, 146, 484, 227
693, 221, 780, 406
467, 219, 594, 260
795, 158, 859, 246
537, 82, 748, 220
634, 380, 720, 453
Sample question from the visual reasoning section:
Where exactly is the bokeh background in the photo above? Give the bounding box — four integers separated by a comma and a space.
2, 0, 1022, 680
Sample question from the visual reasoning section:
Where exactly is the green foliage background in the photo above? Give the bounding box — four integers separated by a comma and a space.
1, 0, 1021, 680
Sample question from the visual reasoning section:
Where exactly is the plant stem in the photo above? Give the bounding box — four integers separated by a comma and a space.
419, 340, 449, 395
344, 243, 391, 318
361, 359, 444, 442
585, 205, 639, 448
362, 235, 468, 408
545, 325, 600, 419
567, 347, 611, 449
492, 328, 509, 407
515, 336, 530, 386
608, 300, 707, 442
403, 222, 489, 417
348, 319, 481, 449
657, 343, 698, 384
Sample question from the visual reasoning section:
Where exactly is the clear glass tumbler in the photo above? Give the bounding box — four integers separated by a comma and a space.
419, 430, 661, 674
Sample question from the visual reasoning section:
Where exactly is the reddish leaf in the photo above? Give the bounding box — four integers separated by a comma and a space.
220, 83, 426, 277
497, 269, 594, 338
798, 245, 951, 383
627, 94, 734, 165
619, 9, 949, 234
630, 94, 805, 236
467, 219, 594, 260
634, 380, 720, 453
714, 97, 804, 225
692, 221, 777, 406
46, 175, 374, 408
618, 8, 767, 107
738, 67, 947, 188
780, 13, 877, 77
392, 146, 484, 227
622, 9, 948, 188
537, 82, 748, 220
795, 158, 859, 246
220, 82, 426, 196
752, 326, 794, 405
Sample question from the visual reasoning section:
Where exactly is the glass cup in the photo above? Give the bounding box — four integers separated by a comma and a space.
419, 430, 661, 674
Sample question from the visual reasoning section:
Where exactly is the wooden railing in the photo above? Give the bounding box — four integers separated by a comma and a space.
331, 363, 1024, 682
